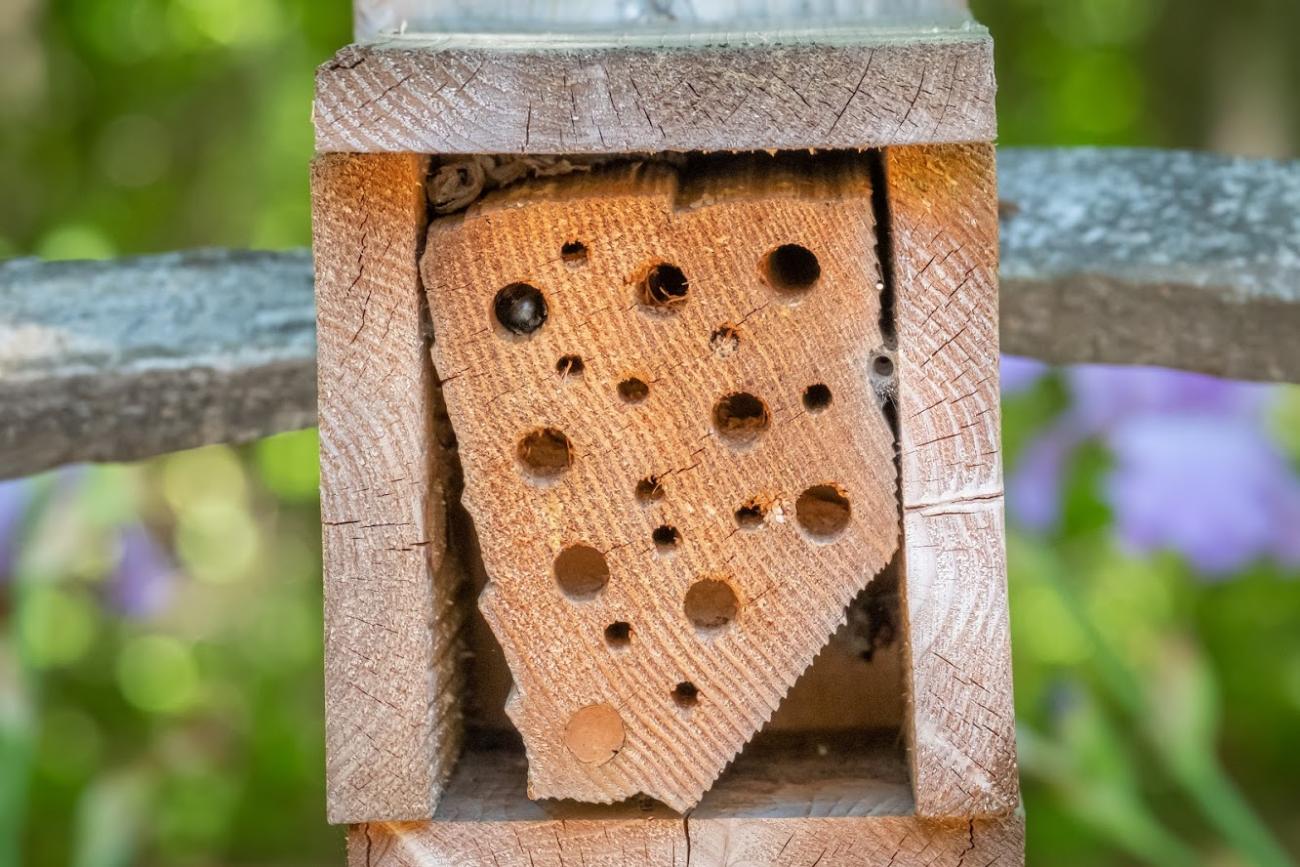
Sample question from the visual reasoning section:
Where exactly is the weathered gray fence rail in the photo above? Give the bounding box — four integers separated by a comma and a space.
2, 147, 1297, 481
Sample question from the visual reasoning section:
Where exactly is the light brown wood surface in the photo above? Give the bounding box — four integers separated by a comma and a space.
421, 155, 899, 811
349, 737, 1024, 866
886, 144, 1019, 817
313, 153, 465, 824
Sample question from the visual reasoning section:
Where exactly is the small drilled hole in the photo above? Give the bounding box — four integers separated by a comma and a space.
605, 621, 632, 647
873, 355, 895, 378
635, 476, 664, 504
684, 578, 739, 631
618, 377, 650, 403
517, 428, 572, 479
652, 525, 680, 552
636, 263, 689, 313
734, 498, 767, 530
803, 383, 833, 413
493, 282, 547, 335
556, 355, 585, 378
710, 324, 740, 357
796, 484, 852, 540
672, 682, 699, 708
712, 392, 770, 447
761, 244, 821, 297
554, 544, 610, 599
561, 241, 588, 264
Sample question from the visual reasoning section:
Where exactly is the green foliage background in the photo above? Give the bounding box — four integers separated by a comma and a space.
1, 1, 1298, 865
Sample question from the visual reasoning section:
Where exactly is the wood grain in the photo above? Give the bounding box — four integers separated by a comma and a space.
313, 152, 465, 824
885, 144, 1019, 817
421, 155, 899, 811
314, 31, 995, 155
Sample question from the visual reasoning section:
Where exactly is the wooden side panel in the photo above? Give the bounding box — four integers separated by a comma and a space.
886, 144, 1020, 817
313, 152, 463, 823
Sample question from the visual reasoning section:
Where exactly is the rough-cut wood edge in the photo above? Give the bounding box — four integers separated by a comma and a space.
4, 149, 1296, 483
313, 152, 465, 824
886, 143, 1019, 818
313, 30, 995, 155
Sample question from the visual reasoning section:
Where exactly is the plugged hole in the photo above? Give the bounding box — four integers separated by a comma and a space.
604, 621, 632, 647
561, 240, 589, 264
636, 263, 689, 313
712, 392, 770, 447
564, 703, 624, 765
710, 324, 740, 357
873, 355, 895, 378
684, 578, 739, 631
796, 484, 852, 540
554, 544, 610, 599
803, 383, 833, 413
618, 377, 650, 403
672, 682, 700, 708
517, 428, 573, 479
734, 498, 768, 530
635, 476, 665, 504
652, 525, 680, 552
761, 244, 821, 298
493, 282, 547, 335
556, 355, 585, 378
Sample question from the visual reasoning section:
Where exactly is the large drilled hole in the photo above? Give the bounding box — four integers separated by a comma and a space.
684, 578, 739, 631
604, 621, 632, 647
734, 497, 768, 530
556, 355, 585, 379
796, 484, 852, 541
618, 377, 650, 404
803, 383, 833, 413
672, 682, 700, 709
712, 392, 770, 447
493, 282, 547, 335
517, 428, 573, 480
652, 525, 680, 553
761, 244, 821, 298
636, 263, 689, 313
561, 240, 589, 264
554, 544, 610, 599
635, 476, 664, 505
564, 703, 624, 765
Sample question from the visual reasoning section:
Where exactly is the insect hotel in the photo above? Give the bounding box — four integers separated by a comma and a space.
311, 1, 1020, 863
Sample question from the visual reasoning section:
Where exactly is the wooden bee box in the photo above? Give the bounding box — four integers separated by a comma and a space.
311, 4, 1020, 864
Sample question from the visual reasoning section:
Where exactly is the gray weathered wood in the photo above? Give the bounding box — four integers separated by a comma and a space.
314, 27, 996, 155
2, 149, 1297, 480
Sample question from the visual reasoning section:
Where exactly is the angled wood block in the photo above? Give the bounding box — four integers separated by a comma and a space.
421, 156, 899, 811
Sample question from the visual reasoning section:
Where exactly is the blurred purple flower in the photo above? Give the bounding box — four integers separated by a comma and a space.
1001, 355, 1049, 395
109, 525, 177, 618
0, 478, 32, 582
1007, 364, 1300, 577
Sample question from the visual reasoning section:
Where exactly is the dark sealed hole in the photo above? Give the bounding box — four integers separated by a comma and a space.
672, 682, 700, 708
618, 377, 650, 404
554, 544, 610, 599
873, 355, 895, 378
803, 383, 833, 413
517, 428, 572, 479
652, 525, 680, 552
605, 621, 632, 647
636, 263, 689, 313
635, 476, 665, 504
493, 282, 547, 335
734, 498, 767, 530
712, 392, 770, 447
556, 355, 585, 379
710, 324, 740, 357
684, 578, 739, 631
796, 484, 852, 540
561, 240, 589, 264
761, 244, 821, 297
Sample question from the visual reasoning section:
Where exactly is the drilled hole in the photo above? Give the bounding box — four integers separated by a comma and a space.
712, 392, 770, 447
652, 525, 680, 553
554, 544, 610, 599
636, 263, 689, 313
873, 355, 895, 378
796, 484, 852, 540
517, 428, 572, 480
734, 498, 767, 530
493, 282, 547, 335
618, 377, 650, 404
684, 578, 739, 631
803, 383, 833, 413
635, 476, 664, 504
761, 244, 821, 298
672, 682, 700, 708
710, 324, 740, 357
561, 240, 588, 264
605, 621, 632, 647
564, 703, 624, 765
556, 355, 585, 379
